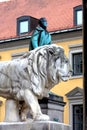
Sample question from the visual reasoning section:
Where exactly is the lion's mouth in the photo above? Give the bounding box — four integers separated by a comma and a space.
61, 75, 70, 81
60, 71, 72, 82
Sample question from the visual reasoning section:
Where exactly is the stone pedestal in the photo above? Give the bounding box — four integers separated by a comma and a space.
39, 92, 66, 122
4, 99, 20, 122
0, 121, 71, 130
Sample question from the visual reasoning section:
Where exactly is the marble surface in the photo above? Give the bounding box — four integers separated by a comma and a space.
0, 121, 71, 130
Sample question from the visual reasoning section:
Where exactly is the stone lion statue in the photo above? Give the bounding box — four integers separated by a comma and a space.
0, 44, 72, 122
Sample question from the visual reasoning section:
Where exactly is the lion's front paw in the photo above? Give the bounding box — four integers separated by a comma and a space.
33, 88, 43, 97
34, 114, 50, 121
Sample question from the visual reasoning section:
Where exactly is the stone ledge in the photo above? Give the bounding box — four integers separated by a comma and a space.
0, 121, 71, 130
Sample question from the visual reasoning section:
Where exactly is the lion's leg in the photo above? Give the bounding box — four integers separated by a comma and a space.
23, 89, 50, 121
21, 106, 30, 121
19, 102, 32, 121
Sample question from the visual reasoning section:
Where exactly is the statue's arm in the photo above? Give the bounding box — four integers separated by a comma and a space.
31, 30, 39, 49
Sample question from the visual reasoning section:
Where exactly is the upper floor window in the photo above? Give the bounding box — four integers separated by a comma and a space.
17, 16, 38, 36
74, 5, 82, 26
17, 16, 30, 35
20, 20, 28, 34
72, 52, 82, 76
69, 44, 83, 77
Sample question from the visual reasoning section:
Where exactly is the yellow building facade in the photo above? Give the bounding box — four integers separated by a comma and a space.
52, 39, 83, 124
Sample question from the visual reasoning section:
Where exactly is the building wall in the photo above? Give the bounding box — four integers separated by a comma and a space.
0, 97, 5, 121
51, 37, 83, 124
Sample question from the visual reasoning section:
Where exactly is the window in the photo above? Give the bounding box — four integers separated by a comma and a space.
74, 5, 82, 26
73, 105, 83, 130
66, 87, 83, 130
17, 16, 38, 36
17, 16, 30, 35
20, 20, 28, 34
72, 52, 82, 76
69, 44, 83, 77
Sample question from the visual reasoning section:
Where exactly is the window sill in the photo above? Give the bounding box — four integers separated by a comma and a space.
70, 75, 83, 79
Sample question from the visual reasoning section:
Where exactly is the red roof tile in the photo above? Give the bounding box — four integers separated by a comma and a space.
0, 0, 82, 40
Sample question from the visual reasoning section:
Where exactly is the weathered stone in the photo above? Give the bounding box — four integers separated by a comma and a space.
4, 99, 20, 122
0, 121, 71, 130
39, 93, 66, 122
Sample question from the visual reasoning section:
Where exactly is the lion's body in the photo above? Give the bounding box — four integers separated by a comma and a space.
0, 58, 29, 98
0, 44, 72, 121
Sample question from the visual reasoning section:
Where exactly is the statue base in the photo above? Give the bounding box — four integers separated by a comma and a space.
0, 121, 71, 130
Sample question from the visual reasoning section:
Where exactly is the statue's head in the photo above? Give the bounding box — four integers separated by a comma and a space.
39, 17, 47, 29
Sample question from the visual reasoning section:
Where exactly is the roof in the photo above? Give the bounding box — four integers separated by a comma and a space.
0, 0, 82, 40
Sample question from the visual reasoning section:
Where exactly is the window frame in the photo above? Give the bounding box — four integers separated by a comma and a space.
73, 5, 82, 26
69, 101, 83, 130
73, 104, 83, 130
66, 87, 83, 130
17, 16, 30, 35
72, 52, 82, 76
69, 44, 83, 78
